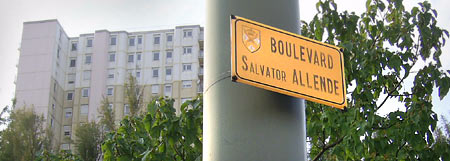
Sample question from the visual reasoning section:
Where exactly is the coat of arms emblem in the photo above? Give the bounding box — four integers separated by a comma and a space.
242, 26, 261, 53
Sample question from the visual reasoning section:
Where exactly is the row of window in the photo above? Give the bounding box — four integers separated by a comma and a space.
63, 104, 129, 123
70, 30, 194, 51
66, 81, 193, 100
71, 64, 192, 84
64, 97, 190, 120
68, 48, 192, 68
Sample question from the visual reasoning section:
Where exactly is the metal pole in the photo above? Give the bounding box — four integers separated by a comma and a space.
204, 0, 306, 160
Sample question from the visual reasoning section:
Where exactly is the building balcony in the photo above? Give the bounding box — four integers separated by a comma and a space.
199, 37, 204, 50
199, 67, 204, 75
197, 83, 203, 94
199, 50, 204, 64
198, 67, 204, 79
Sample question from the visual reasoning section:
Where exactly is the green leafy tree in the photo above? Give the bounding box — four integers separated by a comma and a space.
36, 150, 82, 161
0, 108, 46, 161
0, 106, 9, 128
434, 115, 450, 146
99, 97, 115, 132
302, 0, 449, 160
125, 74, 144, 117
74, 122, 102, 161
102, 96, 203, 161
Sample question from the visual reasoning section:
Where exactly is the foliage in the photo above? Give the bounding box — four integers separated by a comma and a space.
99, 97, 116, 132
74, 122, 102, 161
301, 0, 450, 160
0, 108, 47, 161
0, 106, 9, 127
125, 74, 144, 117
36, 150, 82, 161
102, 96, 203, 161
432, 116, 450, 158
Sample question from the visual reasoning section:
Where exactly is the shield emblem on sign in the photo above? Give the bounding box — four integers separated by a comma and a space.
242, 26, 261, 53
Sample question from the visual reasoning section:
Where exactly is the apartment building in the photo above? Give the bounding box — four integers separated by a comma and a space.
15, 19, 204, 150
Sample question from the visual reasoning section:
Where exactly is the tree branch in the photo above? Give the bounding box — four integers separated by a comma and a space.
377, 31, 421, 111
377, 74, 408, 110
390, 93, 413, 97
395, 141, 407, 158
313, 136, 345, 161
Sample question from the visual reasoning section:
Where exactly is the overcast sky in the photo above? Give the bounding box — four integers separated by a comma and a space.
0, 0, 448, 121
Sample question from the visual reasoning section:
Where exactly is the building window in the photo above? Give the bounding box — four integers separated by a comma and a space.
164, 85, 172, 96
110, 36, 116, 45
124, 104, 130, 115
80, 104, 89, 115
64, 126, 71, 136
50, 118, 54, 127
183, 47, 192, 54
108, 73, 114, 79
107, 87, 113, 96
166, 68, 172, 76
138, 36, 142, 44
166, 50, 173, 59
167, 34, 173, 42
182, 80, 192, 88
154, 36, 160, 44
85, 55, 92, 64
82, 88, 89, 97
181, 98, 191, 104
69, 59, 76, 67
71, 42, 77, 51
108, 104, 113, 110
153, 52, 159, 61
128, 37, 135, 46
87, 38, 93, 47
67, 92, 73, 100
83, 71, 91, 80
152, 68, 159, 78
128, 54, 134, 63
182, 64, 192, 71
108, 69, 114, 79
109, 53, 115, 62
68, 74, 75, 84
61, 144, 70, 150
64, 108, 72, 118
136, 71, 141, 78
57, 47, 61, 59
151, 85, 159, 94
183, 29, 193, 37
127, 69, 133, 76
137, 53, 142, 61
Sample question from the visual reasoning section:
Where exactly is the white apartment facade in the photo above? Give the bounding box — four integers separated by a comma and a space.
15, 19, 204, 150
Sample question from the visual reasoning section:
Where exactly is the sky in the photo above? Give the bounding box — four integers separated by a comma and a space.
0, 0, 448, 122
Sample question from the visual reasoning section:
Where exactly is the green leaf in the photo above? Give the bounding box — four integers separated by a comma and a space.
439, 77, 450, 100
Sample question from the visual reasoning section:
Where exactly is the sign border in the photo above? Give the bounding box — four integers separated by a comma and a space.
231, 15, 347, 107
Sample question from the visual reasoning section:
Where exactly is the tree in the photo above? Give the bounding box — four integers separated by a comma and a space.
0, 106, 9, 127
125, 74, 144, 117
74, 122, 102, 161
434, 115, 450, 151
301, 0, 449, 160
0, 108, 47, 161
98, 97, 115, 132
102, 96, 203, 161
36, 150, 82, 161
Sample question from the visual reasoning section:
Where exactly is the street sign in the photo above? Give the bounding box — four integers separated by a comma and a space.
231, 15, 347, 109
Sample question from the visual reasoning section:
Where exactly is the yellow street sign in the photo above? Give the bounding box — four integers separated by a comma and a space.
231, 16, 347, 109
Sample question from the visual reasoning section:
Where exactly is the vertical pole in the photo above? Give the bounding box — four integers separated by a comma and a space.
204, 0, 306, 161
